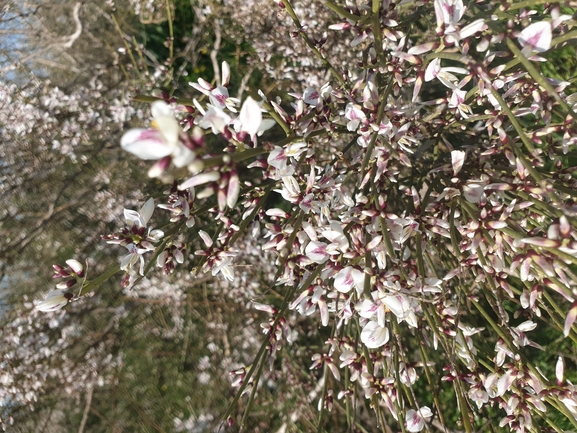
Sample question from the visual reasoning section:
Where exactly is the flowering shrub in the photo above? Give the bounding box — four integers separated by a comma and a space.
11, 0, 577, 431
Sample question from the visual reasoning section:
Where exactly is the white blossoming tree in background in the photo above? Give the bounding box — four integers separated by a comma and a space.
3, 0, 577, 431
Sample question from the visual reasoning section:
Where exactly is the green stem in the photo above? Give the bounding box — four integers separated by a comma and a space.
229, 181, 276, 245
505, 38, 577, 122
165, 0, 174, 64
505, 0, 558, 11
455, 378, 474, 433
487, 85, 535, 152
417, 344, 448, 429
239, 352, 267, 432
371, 0, 384, 66
360, 77, 394, 182
246, 88, 291, 135
223, 263, 323, 425
80, 265, 121, 295
323, 0, 360, 21
282, 0, 347, 88
111, 15, 143, 83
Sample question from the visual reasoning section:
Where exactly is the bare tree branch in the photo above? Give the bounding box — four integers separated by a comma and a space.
61, 2, 82, 49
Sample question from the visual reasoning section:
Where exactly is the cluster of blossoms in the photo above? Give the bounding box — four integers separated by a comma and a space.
33, 0, 577, 431
35, 259, 85, 312
102, 198, 165, 280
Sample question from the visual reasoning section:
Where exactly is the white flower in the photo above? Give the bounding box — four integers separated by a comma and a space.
124, 197, 155, 229
36, 290, 72, 312
190, 61, 239, 111
406, 407, 433, 432
434, 0, 465, 27
236, 96, 275, 138
267, 142, 307, 171
115, 198, 164, 276
425, 58, 469, 90
361, 320, 390, 348
334, 266, 364, 296
518, 21, 552, 54
305, 241, 331, 264
468, 386, 489, 409
121, 101, 195, 176
344, 103, 366, 131
448, 89, 472, 118
212, 256, 235, 281
451, 150, 466, 176
198, 105, 232, 134
380, 294, 418, 328
303, 88, 320, 106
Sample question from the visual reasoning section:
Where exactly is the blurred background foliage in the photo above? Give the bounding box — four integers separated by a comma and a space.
0, 1, 315, 431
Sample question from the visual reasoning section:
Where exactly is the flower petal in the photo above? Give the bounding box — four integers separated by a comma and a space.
36, 290, 71, 312
139, 198, 155, 226
564, 301, 577, 337
222, 61, 230, 86
121, 129, 174, 160
65, 259, 84, 275
361, 321, 390, 348
518, 21, 552, 53
305, 241, 329, 264
451, 150, 466, 176
239, 97, 262, 136
424, 58, 441, 82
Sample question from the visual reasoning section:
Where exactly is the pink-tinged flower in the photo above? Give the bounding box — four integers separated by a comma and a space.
424, 58, 469, 89
305, 241, 330, 264
434, 0, 464, 28
121, 101, 195, 175
344, 103, 366, 131
65, 259, 83, 276
189, 61, 239, 111
561, 393, 577, 419
381, 294, 418, 328
328, 22, 352, 31
267, 146, 288, 171
210, 87, 240, 112
104, 198, 164, 276
179, 171, 221, 190
448, 89, 472, 118
518, 21, 552, 54
361, 320, 390, 348
405, 407, 433, 432
267, 142, 307, 171
53, 259, 85, 289
468, 386, 489, 409
198, 105, 232, 134
35, 290, 73, 312
303, 88, 320, 106
334, 266, 364, 295
495, 372, 515, 397
408, 42, 439, 55
363, 79, 379, 110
